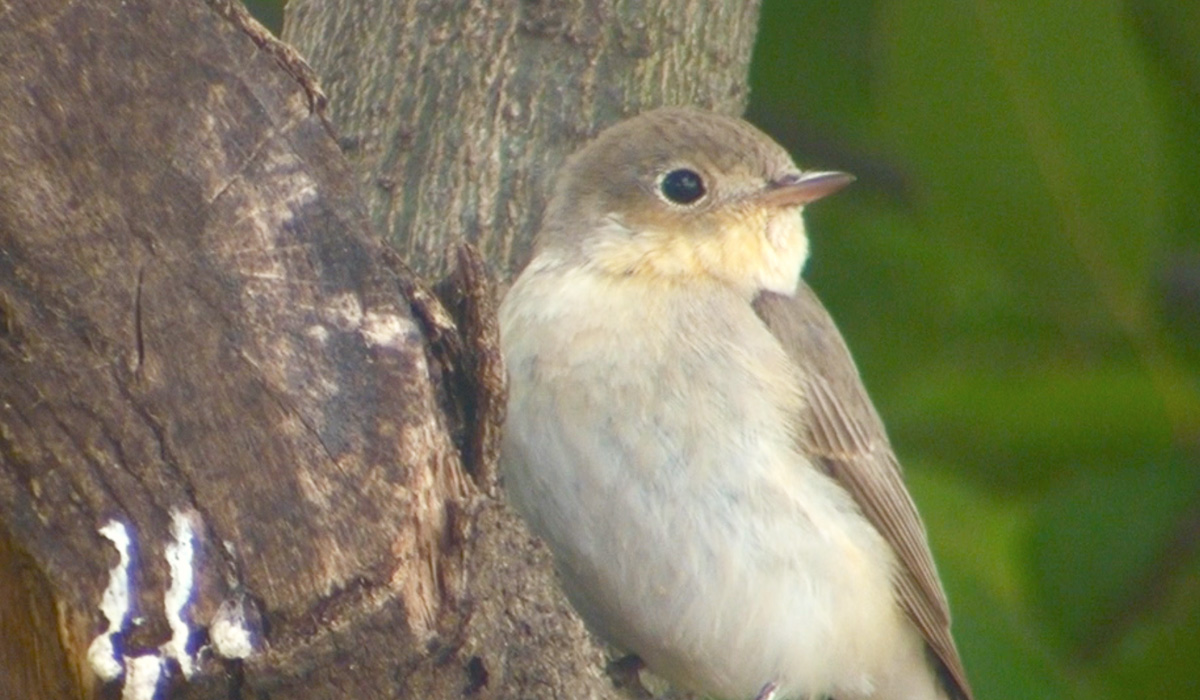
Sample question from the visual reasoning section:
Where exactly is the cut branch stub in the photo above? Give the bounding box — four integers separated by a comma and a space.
0, 0, 474, 697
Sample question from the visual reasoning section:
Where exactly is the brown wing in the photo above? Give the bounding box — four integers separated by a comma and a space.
753, 285, 974, 700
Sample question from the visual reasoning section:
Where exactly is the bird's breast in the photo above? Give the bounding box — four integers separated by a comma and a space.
499, 261, 907, 699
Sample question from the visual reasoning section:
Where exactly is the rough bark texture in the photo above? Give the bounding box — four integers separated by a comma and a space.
284, 0, 761, 279
0, 0, 760, 698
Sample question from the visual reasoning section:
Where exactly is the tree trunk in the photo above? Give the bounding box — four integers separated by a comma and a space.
283, 0, 760, 278
0, 1, 759, 698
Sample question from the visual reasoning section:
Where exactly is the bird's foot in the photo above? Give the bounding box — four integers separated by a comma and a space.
606, 654, 653, 699
754, 681, 780, 700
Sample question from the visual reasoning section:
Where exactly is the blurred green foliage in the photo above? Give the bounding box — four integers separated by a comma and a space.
249, 1, 1200, 697
242, 0, 282, 33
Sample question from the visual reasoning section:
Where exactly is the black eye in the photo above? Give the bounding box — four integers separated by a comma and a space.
659, 169, 706, 205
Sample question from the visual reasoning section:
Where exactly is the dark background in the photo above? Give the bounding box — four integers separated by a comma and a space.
249, 2, 1200, 698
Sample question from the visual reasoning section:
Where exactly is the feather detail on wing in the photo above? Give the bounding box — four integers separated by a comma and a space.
752, 285, 973, 700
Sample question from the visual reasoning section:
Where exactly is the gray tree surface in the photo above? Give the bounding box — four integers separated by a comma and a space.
0, 0, 760, 698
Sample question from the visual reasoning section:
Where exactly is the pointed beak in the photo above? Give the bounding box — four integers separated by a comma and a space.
755, 171, 855, 209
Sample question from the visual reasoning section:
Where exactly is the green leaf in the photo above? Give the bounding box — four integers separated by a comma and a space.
1026, 455, 1200, 658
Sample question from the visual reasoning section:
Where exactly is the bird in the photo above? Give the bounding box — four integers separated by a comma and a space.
498, 107, 973, 700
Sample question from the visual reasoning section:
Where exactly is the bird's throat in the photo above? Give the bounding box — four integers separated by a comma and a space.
584, 210, 809, 297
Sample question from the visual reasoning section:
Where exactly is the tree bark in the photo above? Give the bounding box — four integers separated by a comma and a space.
0, 1, 759, 698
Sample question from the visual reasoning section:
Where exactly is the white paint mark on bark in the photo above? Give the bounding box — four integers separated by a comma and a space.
87, 520, 134, 682
122, 654, 163, 700
210, 597, 255, 659
162, 508, 198, 677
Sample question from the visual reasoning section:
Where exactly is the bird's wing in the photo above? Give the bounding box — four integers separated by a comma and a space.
752, 285, 973, 700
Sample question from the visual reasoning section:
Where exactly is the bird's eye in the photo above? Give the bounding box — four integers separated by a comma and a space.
659, 169, 707, 205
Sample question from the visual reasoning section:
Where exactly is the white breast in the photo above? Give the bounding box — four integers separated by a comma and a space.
500, 258, 930, 699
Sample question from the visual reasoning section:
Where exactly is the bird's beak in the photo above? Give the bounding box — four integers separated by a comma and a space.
755, 171, 855, 209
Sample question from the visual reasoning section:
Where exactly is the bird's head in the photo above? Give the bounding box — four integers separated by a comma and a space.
536, 107, 853, 296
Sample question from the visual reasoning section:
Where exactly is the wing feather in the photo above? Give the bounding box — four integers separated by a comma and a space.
753, 285, 973, 700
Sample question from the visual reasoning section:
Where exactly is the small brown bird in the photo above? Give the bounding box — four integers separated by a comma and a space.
499, 107, 973, 700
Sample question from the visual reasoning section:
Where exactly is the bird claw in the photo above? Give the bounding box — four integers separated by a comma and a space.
606, 654, 652, 698
754, 681, 779, 700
